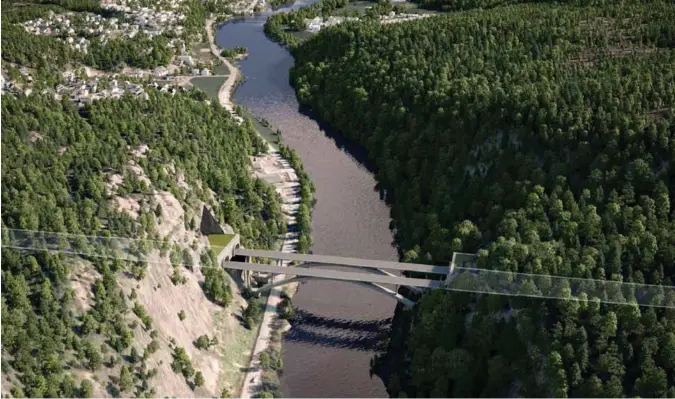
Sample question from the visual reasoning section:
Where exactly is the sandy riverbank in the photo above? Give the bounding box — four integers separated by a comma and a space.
240, 150, 302, 398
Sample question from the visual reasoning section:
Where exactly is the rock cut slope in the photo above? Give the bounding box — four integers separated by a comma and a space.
1, 90, 286, 397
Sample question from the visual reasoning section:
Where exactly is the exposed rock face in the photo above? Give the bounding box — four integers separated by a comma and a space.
199, 205, 225, 235
222, 223, 235, 234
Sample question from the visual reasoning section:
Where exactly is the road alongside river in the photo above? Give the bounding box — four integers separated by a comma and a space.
216, 6, 399, 397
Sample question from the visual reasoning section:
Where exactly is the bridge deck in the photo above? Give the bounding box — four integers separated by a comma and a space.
222, 261, 443, 288
233, 249, 449, 274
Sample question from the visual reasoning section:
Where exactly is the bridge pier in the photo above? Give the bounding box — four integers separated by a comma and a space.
244, 256, 251, 289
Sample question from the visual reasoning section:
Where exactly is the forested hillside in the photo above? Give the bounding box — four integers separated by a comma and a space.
1, 0, 206, 71
1, 92, 286, 396
264, 0, 348, 46
290, 1, 675, 396
408, 0, 654, 12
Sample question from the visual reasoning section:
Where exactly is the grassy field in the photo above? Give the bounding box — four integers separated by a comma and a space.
213, 62, 232, 76
214, 307, 257, 396
452, 252, 478, 268
208, 233, 235, 248
214, 288, 271, 397
190, 76, 226, 100
191, 42, 210, 52
192, 42, 219, 63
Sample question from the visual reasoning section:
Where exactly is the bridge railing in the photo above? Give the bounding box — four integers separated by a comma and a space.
3, 229, 674, 308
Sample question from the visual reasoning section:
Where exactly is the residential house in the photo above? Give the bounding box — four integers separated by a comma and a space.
307, 17, 322, 33
177, 55, 194, 66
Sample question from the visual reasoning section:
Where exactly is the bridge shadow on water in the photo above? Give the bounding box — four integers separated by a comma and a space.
283, 309, 392, 352
292, 309, 392, 332
283, 325, 390, 352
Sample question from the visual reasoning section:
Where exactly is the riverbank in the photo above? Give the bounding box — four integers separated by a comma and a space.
240, 138, 316, 397
206, 17, 241, 113
203, 0, 264, 109
214, 7, 398, 398
206, 14, 312, 399
241, 148, 302, 398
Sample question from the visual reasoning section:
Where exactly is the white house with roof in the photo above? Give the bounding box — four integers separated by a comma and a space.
307, 17, 322, 33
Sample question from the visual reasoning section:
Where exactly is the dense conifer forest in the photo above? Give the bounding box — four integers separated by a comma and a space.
1, 92, 287, 396
289, 1, 675, 396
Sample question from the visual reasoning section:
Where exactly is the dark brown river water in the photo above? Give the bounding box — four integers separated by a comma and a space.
216, 7, 397, 398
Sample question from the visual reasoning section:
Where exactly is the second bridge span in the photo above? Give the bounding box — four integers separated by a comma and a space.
225, 248, 452, 307
233, 248, 451, 275
222, 261, 445, 288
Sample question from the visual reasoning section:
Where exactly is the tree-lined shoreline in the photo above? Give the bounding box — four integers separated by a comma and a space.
288, 1, 675, 397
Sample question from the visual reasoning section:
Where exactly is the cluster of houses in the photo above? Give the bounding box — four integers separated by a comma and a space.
8, 0, 241, 109
100, 0, 184, 11
304, 11, 430, 32
379, 11, 431, 24
305, 16, 360, 33
123, 64, 211, 79
47, 71, 185, 105
1, 73, 188, 104
21, 1, 186, 54
22, 12, 117, 52
175, 45, 213, 76
100, 4, 186, 37
54, 73, 150, 104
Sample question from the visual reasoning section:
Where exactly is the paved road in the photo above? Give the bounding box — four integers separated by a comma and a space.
240, 261, 288, 399
205, 18, 240, 112
222, 261, 444, 288
234, 248, 451, 274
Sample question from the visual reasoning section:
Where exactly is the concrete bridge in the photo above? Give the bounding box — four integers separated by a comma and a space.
222, 248, 454, 307
4, 229, 671, 309
2, 229, 462, 308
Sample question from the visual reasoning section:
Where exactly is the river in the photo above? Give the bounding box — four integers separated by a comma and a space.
216, 5, 398, 398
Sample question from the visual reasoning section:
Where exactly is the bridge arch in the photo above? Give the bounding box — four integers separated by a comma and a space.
242, 261, 401, 290
252, 275, 415, 308
270, 261, 422, 295
292, 261, 398, 277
